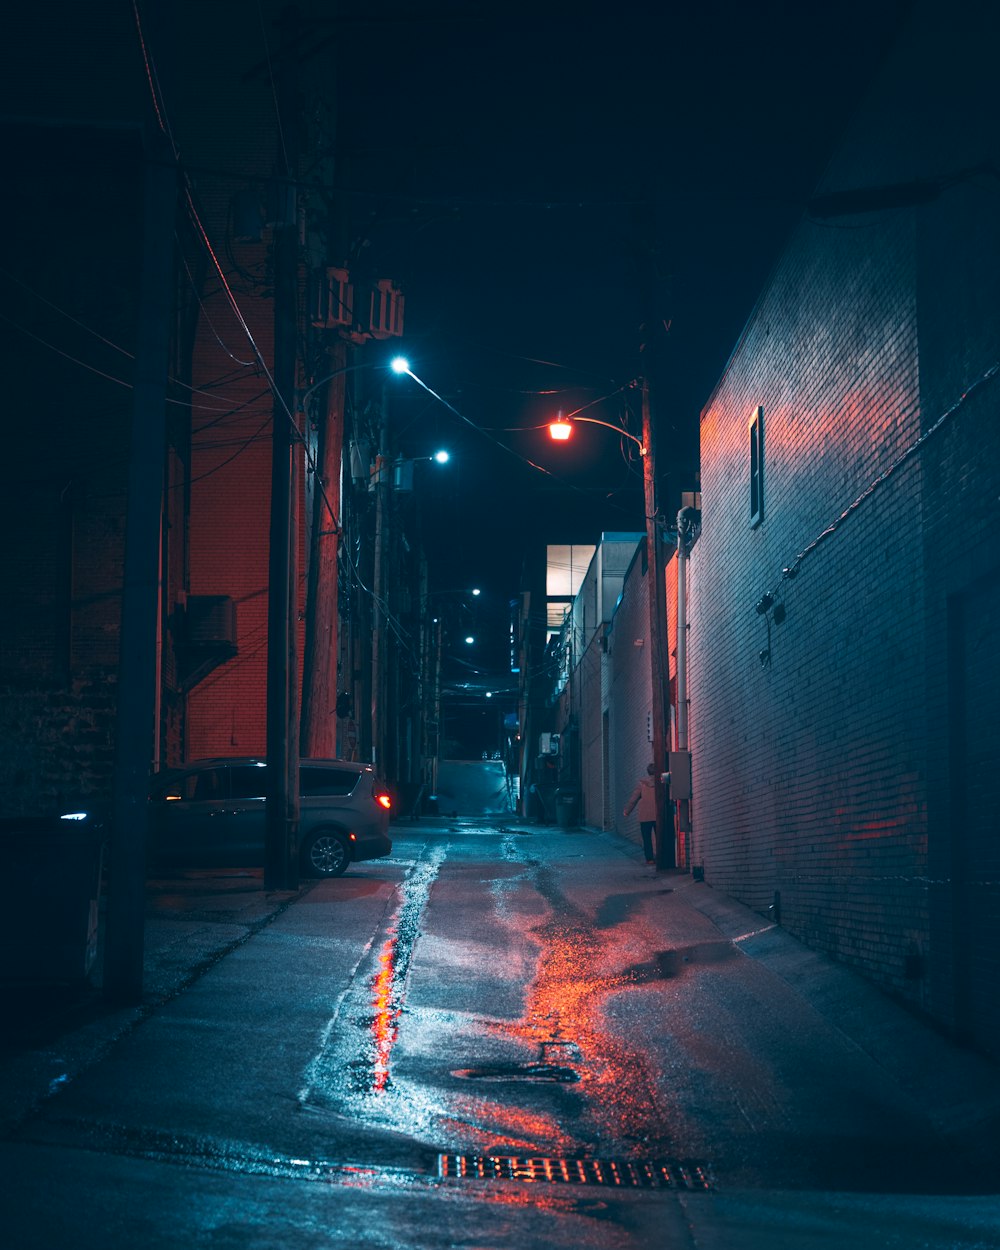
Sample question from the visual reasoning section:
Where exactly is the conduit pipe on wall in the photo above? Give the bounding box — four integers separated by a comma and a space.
676, 507, 698, 751
674, 506, 700, 866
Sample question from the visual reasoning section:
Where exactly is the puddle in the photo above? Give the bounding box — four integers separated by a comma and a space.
623, 942, 739, 982
452, 1062, 581, 1083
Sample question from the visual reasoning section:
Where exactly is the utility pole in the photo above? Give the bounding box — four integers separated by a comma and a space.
301, 341, 346, 758
641, 376, 673, 869
265, 5, 300, 890
104, 131, 177, 1003
371, 421, 388, 771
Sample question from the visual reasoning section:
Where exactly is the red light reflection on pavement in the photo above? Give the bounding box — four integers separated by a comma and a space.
490, 917, 673, 1153
370, 928, 401, 1094
441, 1099, 578, 1157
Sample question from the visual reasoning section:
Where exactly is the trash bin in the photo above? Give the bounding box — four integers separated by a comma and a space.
555, 789, 579, 829
0, 812, 105, 985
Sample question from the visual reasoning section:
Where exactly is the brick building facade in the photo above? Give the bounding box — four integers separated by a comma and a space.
688, 1, 999, 1054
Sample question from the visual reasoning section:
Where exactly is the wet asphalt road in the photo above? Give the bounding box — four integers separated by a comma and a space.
2, 819, 999, 1248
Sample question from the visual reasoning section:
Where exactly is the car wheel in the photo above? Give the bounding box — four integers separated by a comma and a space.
301, 829, 351, 878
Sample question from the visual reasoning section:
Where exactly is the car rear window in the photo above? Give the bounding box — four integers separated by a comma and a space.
300, 766, 360, 797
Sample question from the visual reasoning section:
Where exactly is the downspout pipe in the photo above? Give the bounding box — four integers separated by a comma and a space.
676, 509, 690, 750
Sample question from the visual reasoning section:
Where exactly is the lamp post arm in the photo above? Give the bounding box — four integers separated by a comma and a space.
572, 415, 646, 452
298, 359, 386, 407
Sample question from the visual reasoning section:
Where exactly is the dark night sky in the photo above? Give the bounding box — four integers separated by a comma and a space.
1, 1, 914, 709
328, 0, 913, 676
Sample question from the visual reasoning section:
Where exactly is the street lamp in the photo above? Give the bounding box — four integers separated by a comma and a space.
547, 408, 646, 454
546, 379, 673, 868
391, 449, 451, 490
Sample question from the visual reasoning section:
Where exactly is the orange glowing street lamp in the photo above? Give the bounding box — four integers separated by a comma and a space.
547, 409, 646, 453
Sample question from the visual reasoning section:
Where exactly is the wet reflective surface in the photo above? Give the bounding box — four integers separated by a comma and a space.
3, 821, 999, 1248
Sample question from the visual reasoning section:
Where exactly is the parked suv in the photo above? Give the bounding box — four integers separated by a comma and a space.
148, 758, 392, 877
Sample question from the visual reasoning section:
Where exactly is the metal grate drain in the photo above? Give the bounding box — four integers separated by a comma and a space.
438, 1154, 713, 1190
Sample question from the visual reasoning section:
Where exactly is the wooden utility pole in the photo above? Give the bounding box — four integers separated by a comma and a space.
301, 341, 346, 757
641, 376, 674, 869
371, 430, 388, 771
264, 5, 300, 890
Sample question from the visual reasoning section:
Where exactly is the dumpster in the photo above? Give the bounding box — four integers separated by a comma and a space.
0, 811, 105, 985
555, 789, 579, 829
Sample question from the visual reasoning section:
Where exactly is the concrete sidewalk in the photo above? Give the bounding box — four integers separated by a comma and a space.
1, 864, 302, 1136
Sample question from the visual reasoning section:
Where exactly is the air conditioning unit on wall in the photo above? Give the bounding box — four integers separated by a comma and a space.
185, 595, 237, 649
310, 267, 354, 329
368, 278, 405, 339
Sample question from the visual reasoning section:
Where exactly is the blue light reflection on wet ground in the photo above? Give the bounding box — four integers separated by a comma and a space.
299, 845, 447, 1117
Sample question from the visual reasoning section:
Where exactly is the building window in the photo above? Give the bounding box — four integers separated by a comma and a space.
749, 405, 764, 527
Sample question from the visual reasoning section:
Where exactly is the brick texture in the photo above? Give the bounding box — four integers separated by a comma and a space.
688, 1, 1000, 1051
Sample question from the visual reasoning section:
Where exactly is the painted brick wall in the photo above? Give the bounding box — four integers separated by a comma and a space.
607, 549, 653, 854
577, 626, 604, 826
168, 2, 310, 765
691, 208, 926, 993
575, 537, 648, 829
688, 0, 1000, 1045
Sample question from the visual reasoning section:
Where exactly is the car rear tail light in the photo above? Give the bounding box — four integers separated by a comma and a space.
376, 792, 392, 811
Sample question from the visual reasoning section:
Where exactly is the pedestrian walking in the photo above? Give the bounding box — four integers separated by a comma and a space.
624, 763, 659, 865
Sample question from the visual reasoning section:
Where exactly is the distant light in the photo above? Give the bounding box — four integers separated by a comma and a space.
471, 588, 481, 596
433, 449, 450, 464
464, 636, 475, 645
60, 811, 89, 821
390, 356, 410, 374
485, 691, 493, 699
549, 416, 572, 441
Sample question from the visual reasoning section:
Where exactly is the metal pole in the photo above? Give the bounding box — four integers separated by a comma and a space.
676, 521, 688, 750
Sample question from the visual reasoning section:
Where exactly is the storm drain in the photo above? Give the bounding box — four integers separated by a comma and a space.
438, 1154, 713, 1190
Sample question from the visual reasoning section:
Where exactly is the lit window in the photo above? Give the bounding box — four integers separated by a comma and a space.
749, 405, 764, 527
